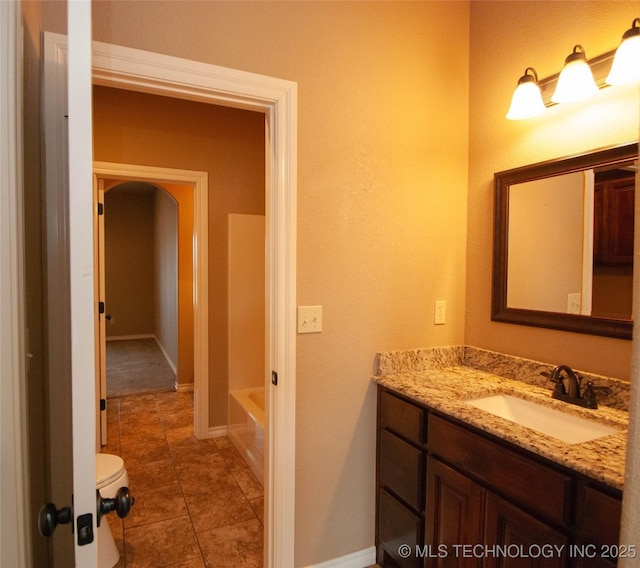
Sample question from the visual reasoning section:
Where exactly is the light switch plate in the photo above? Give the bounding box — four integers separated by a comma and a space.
298, 305, 322, 333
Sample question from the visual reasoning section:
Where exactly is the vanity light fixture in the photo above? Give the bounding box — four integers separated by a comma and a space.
606, 18, 640, 85
507, 17, 640, 119
551, 45, 599, 103
506, 67, 546, 120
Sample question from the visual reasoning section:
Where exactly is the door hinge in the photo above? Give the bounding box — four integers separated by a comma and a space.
97, 202, 104, 216
271, 370, 278, 386
98, 301, 105, 315
100, 399, 106, 411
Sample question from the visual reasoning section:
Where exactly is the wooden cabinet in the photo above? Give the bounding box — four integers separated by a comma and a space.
375, 386, 623, 568
427, 416, 569, 568
594, 175, 635, 265
427, 415, 572, 526
377, 389, 427, 568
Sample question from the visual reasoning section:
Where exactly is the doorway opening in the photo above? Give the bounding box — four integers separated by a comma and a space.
94, 163, 210, 441
43, 32, 296, 566
94, 162, 268, 566
102, 182, 181, 399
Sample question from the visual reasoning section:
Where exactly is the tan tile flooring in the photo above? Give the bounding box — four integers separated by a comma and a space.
102, 391, 264, 568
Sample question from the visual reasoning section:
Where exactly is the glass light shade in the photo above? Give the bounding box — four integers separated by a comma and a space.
606, 19, 640, 85
506, 68, 546, 120
551, 45, 599, 103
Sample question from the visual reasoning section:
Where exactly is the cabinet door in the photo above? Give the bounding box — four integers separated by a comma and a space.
425, 457, 484, 568
606, 178, 634, 263
594, 176, 635, 265
483, 492, 568, 568
574, 484, 621, 568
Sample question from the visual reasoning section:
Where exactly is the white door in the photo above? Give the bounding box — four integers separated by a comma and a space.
42, 2, 99, 565
67, 7, 98, 564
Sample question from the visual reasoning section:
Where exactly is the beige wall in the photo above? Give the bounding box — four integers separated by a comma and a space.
104, 185, 156, 337
507, 173, 584, 313
39, 1, 471, 565
593, 266, 634, 318
29, 0, 640, 565
467, 1, 640, 381
154, 188, 178, 367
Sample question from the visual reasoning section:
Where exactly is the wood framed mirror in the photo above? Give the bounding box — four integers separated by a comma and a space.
492, 142, 638, 339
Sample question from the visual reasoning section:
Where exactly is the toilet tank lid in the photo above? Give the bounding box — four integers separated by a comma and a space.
96, 453, 125, 486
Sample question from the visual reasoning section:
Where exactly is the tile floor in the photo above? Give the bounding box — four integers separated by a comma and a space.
102, 390, 264, 568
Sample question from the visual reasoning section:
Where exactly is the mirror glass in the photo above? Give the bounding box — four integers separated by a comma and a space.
492, 143, 637, 339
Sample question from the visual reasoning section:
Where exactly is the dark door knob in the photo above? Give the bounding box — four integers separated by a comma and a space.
38, 503, 73, 537
96, 487, 135, 526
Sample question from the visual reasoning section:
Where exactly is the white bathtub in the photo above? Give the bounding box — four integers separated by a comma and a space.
228, 387, 265, 485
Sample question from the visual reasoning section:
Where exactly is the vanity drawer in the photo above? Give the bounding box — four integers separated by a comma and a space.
428, 414, 573, 526
380, 429, 425, 511
380, 389, 426, 446
378, 488, 423, 568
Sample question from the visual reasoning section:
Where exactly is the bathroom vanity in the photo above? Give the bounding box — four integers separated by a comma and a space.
374, 347, 629, 568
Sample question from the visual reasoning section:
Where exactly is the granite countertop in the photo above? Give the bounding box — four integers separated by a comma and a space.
374, 348, 629, 491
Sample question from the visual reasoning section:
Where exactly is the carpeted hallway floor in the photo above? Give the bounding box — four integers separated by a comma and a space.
106, 338, 177, 398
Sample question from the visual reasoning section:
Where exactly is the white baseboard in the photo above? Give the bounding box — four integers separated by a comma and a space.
176, 382, 194, 392
154, 336, 177, 375
200, 425, 227, 439
303, 547, 376, 568
106, 333, 154, 341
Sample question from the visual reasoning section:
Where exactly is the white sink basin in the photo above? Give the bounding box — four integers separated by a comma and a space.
466, 394, 620, 444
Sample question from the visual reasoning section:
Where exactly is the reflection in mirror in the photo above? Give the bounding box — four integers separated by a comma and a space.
493, 143, 637, 339
507, 163, 636, 318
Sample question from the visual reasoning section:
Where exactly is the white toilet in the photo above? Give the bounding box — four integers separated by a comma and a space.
96, 453, 129, 568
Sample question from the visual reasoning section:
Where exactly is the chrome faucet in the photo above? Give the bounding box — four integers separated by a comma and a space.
540, 365, 610, 409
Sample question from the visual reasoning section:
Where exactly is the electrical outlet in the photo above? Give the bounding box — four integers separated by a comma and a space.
434, 300, 446, 325
298, 305, 322, 333
567, 293, 581, 314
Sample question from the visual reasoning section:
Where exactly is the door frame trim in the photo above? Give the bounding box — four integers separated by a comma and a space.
88, 37, 297, 566
93, 163, 209, 438
1, 2, 31, 565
